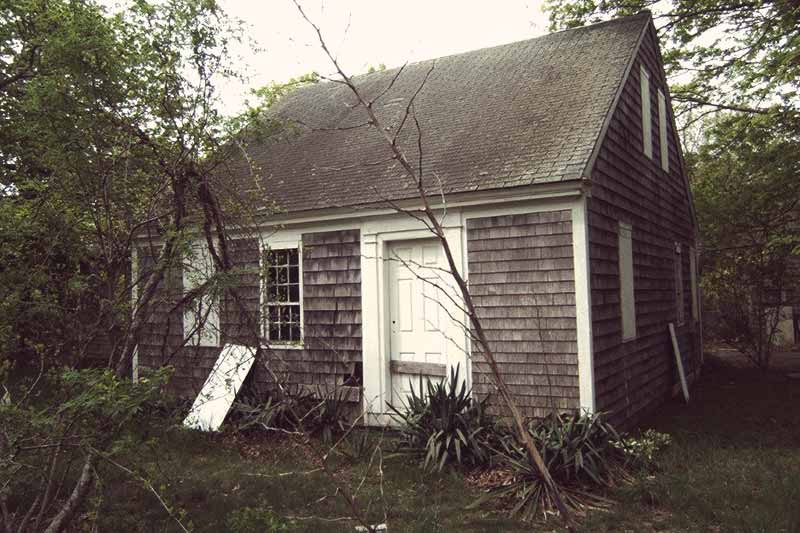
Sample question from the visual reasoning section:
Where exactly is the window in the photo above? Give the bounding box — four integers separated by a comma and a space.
674, 243, 685, 325
658, 89, 669, 172
183, 242, 220, 346
263, 247, 302, 344
690, 246, 699, 321
618, 222, 636, 340
640, 65, 652, 159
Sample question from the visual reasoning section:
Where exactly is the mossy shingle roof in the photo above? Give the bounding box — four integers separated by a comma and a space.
234, 12, 650, 213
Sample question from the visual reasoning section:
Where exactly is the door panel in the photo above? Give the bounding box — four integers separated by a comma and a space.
387, 238, 465, 409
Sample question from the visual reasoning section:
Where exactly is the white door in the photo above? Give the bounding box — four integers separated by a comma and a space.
387, 239, 466, 410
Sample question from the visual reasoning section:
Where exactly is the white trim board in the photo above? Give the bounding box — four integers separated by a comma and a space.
183, 344, 256, 431
571, 196, 596, 413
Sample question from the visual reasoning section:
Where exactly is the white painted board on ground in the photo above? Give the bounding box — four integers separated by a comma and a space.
668, 323, 690, 403
183, 344, 256, 432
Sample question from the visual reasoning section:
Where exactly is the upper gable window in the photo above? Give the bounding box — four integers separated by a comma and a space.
263, 246, 303, 345
183, 241, 220, 347
658, 89, 669, 172
640, 65, 652, 159
618, 222, 636, 340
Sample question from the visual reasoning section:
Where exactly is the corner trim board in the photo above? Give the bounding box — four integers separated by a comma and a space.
572, 195, 596, 413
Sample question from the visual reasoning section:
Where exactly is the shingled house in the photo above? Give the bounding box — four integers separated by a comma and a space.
133, 11, 702, 427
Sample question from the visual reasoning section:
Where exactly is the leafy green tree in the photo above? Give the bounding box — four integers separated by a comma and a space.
0, 0, 266, 529
544, 0, 799, 123
690, 113, 799, 368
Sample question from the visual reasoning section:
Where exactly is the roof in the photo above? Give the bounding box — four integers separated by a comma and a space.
229, 12, 650, 214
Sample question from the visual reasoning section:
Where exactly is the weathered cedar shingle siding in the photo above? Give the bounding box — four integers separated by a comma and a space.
135, 248, 219, 397
588, 25, 701, 426
467, 211, 579, 418
136, 230, 363, 400
257, 229, 362, 389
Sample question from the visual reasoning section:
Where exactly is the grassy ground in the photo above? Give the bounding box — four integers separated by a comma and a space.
95, 354, 800, 532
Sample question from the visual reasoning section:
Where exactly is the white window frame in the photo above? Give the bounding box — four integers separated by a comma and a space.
260, 242, 304, 348
690, 246, 699, 322
674, 242, 685, 326
183, 241, 220, 347
618, 222, 636, 341
658, 89, 669, 172
640, 65, 652, 159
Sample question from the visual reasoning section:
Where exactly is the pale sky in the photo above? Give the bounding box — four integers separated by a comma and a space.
217, 0, 549, 115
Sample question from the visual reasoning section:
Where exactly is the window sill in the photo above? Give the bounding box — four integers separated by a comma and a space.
622, 335, 636, 343
260, 342, 305, 351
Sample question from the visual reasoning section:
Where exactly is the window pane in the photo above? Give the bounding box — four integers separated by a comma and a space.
263, 247, 302, 343
275, 250, 288, 265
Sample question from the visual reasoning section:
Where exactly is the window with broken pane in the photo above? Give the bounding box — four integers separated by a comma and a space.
263, 247, 302, 343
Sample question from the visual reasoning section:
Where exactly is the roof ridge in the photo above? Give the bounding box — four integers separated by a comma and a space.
341, 10, 652, 83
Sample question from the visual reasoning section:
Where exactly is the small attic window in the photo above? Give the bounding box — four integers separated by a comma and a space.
658, 89, 669, 172
640, 65, 652, 159
618, 222, 636, 341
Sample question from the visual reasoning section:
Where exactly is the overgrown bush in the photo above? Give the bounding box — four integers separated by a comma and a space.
477, 411, 627, 520
388, 365, 495, 471
0, 366, 173, 531
233, 385, 352, 443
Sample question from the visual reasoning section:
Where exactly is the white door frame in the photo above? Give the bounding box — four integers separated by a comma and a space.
361, 219, 468, 426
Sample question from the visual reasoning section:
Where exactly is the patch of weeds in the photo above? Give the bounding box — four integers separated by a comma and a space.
232, 385, 352, 443
226, 507, 295, 532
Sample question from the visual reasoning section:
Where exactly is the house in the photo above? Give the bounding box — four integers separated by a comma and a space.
133, 11, 702, 428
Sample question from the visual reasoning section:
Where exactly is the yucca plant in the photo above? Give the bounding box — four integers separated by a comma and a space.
476, 411, 624, 521
302, 386, 353, 443
388, 365, 495, 471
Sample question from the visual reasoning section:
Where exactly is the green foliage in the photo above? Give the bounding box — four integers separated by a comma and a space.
226, 72, 319, 141
0, 0, 252, 371
690, 113, 799, 367
0, 367, 173, 530
477, 411, 626, 521
226, 506, 295, 532
388, 365, 495, 471
544, 0, 800, 121
614, 429, 671, 470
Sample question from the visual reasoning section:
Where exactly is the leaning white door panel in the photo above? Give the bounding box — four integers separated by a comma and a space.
183, 344, 255, 431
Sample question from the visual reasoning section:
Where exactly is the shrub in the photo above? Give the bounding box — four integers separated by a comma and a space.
614, 429, 672, 470
388, 365, 495, 471
478, 411, 626, 521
